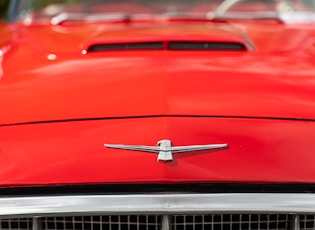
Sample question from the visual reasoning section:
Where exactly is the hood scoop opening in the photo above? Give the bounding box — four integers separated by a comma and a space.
87, 41, 248, 52
168, 42, 246, 51
88, 42, 164, 52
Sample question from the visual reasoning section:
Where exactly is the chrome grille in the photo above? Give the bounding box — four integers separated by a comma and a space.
0, 214, 312, 230
42, 215, 160, 230
0, 218, 32, 230
172, 214, 290, 230
300, 215, 315, 230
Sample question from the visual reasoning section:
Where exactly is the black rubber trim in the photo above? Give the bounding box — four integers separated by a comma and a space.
1, 183, 315, 197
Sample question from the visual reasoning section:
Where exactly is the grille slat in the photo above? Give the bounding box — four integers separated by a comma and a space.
0, 214, 314, 230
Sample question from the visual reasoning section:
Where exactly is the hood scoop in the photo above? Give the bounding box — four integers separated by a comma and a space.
83, 24, 253, 53
88, 42, 164, 52
87, 41, 247, 52
168, 42, 246, 51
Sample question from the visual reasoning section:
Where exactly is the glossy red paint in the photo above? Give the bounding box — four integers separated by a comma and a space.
1, 117, 315, 186
1, 18, 315, 186
1, 21, 315, 125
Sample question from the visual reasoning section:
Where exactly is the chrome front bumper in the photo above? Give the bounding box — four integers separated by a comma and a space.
1, 193, 315, 229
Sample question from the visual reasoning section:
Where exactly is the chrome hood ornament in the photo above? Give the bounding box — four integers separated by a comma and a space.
104, 140, 228, 161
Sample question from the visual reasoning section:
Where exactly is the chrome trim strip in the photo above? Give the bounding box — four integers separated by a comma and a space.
32, 217, 42, 230
291, 214, 300, 230
1, 194, 315, 218
161, 215, 171, 230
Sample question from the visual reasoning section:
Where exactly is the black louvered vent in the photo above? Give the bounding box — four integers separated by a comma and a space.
88, 42, 164, 52
87, 41, 247, 52
169, 42, 246, 51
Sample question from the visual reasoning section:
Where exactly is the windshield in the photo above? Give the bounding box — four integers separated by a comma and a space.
8, 0, 315, 23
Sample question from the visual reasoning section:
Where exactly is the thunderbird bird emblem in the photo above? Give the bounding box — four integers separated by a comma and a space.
104, 140, 228, 161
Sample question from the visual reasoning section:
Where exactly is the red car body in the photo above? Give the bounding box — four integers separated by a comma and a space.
1, 1, 315, 229
1, 17, 315, 185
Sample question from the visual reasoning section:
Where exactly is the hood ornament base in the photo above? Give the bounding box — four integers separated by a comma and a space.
105, 140, 228, 161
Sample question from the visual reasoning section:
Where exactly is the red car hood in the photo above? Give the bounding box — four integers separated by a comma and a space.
1, 21, 315, 124
1, 21, 315, 186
